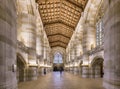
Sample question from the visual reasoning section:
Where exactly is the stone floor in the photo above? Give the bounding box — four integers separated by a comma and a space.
18, 72, 105, 89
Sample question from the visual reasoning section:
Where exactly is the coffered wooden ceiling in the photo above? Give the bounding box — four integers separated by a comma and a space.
36, 0, 88, 48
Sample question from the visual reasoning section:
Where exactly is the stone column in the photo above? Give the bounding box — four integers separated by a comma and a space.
27, 48, 38, 81
79, 66, 82, 75
27, 66, 38, 81
70, 67, 72, 73
103, 1, 120, 89
20, 11, 37, 81
39, 67, 44, 76
82, 24, 96, 78
82, 24, 96, 52
0, 0, 17, 89
81, 54, 89, 78
89, 67, 95, 78
74, 67, 77, 75
17, 0, 38, 81
82, 66, 89, 78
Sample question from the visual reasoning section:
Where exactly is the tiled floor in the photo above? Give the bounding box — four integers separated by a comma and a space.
18, 72, 105, 89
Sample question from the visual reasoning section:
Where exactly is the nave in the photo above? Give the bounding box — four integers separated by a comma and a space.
0, 0, 120, 89
18, 72, 104, 89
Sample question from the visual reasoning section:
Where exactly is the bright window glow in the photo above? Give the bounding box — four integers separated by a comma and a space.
54, 53, 63, 63
96, 19, 104, 46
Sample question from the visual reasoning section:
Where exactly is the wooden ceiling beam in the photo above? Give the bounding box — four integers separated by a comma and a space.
38, 1, 60, 5
62, 1, 82, 13
44, 20, 75, 30
51, 45, 66, 48
49, 40, 68, 45
45, 26, 73, 32
39, 6, 60, 11
50, 42, 67, 46
47, 33, 71, 39
61, 8, 80, 17
65, 0, 84, 10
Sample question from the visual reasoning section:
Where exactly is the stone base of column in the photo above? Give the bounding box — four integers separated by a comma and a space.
74, 67, 79, 75
103, 79, 120, 89
89, 67, 95, 78
26, 66, 38, 81
0, 84, 17, 89
72, 67, 74, 74
82, 66, 89, 78
79, 67, 82, 75
38, 67, 44, 76
46, 68, 48, 74
70, 67, 73, 73
46, 68, 49, 73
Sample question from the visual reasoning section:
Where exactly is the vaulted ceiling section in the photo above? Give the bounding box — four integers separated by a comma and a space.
37, 0, 88, 48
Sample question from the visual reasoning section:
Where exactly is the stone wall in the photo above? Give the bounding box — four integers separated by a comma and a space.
0, 0, 17, 89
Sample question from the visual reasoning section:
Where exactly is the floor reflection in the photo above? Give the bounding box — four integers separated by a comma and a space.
18, 72, 104, 89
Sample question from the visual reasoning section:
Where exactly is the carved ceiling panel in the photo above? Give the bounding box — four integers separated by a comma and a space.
37, 0, 88, 48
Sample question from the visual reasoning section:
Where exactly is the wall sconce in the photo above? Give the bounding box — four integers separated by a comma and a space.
12, 64, 17, 72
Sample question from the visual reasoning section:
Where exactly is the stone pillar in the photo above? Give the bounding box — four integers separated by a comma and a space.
0, 0, 17, 89
81, 54, 89, 78
27, 66, 38, 81
82, 24, 96, 78
74, 67, 77, 75
89, 67, 95, 78
95, 66, 101, 78
74, 67, 79, 75
79, 67, 82, 75
27, 48, 38, 80
103, 1, 120, 89
82, 66, 89, 78
18, 6, 37, 81
39, 67, 44, 76
70, 67, 72, 73
38, 67, 42, 76
82, 24, 96, 52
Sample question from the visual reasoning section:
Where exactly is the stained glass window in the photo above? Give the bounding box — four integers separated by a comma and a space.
54, 53, 63, 63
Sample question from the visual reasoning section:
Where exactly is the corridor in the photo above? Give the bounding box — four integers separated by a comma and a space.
18, 72, 104, 89
1, 0, 120, 89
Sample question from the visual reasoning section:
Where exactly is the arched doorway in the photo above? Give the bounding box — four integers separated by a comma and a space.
91, 57, 104, 78
53, 52, 64, 71
17, 54, 25, 82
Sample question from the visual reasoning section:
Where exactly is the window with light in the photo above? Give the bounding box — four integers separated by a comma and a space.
53, 53, 63, 63
96, 19, 104, 46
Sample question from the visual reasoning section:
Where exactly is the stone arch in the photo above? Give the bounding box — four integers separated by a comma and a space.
84, 0, 103, 25
17, 53, 27, 65
52, 47, 65, 71
90, 56, 104, 78
17, 53, 26, 82
51, 47, 65, 62
53, 52, 63, 63
91, 56, 103, 67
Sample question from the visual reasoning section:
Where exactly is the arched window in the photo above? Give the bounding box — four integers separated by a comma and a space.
96, 19, 104, 46
53, 53, 63, 63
